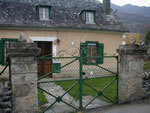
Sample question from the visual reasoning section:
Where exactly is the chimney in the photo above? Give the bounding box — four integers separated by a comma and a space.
103, 0, 111, 15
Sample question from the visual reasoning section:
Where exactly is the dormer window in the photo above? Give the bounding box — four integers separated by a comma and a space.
38, 6, 51, 20
86, 11, 95, 24
81, 10, 96, 24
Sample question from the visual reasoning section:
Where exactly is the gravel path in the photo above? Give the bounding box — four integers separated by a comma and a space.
86, 103, 150, 113
86, 98, 150, 113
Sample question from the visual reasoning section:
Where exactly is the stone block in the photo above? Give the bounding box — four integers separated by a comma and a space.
119, 85, 128, 99
11, 73, 37, 84
14, 109, 38, 113
12, 83, 37, 98
11, 63, 37, 74
128, 87, 146, 101
128, 60, 143, 73
11, 57, 35, 64
120, 57, 129, 73
13, 96, 38, 112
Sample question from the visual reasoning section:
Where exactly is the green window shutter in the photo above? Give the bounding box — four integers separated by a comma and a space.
80, 42, 87, 64
48, 7, 51, 19
80, 11, 86, 22
97, 43, 104, 64
0, 39, 3, 65
0, 38, 18, 65
36, 6, 40, 20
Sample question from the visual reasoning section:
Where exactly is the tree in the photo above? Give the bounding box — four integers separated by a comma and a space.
145, 30, 150, 45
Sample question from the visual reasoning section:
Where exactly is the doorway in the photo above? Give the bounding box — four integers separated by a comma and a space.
36, 41, 53, 77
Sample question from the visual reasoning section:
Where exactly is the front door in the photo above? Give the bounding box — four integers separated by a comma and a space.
36, 41, 53, 77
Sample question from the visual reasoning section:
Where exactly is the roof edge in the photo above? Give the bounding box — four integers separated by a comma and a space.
0, 24, 128, 34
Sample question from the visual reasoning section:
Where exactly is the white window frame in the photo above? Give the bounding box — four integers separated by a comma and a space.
39, 7, 50, 20
86, 11, 95, 24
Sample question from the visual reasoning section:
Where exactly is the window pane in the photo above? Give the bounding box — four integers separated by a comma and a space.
39, 7, 50, 20
89, 12, 94, 23
86, 12, 90, 23
87, 43, 97, 64
45, 42, 51, 56
45, 8, 49, 19
86, 11, 95, 24
87, 45, 91, 63
39, 8, 44, 19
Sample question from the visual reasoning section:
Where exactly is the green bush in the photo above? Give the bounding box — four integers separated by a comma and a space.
38, 89, 48, 106
145, 30, 150, 45
144, 61, 150, 70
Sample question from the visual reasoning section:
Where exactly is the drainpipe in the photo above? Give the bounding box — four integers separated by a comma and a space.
103, 0, 111, 15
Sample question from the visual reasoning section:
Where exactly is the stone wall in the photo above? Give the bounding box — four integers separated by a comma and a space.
7, 40, 40, 113
143, 72, 150, 95
0, 78, 12, 113
117, 45, 147, 103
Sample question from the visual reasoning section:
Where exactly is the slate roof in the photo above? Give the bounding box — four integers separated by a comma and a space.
0, 0, 126, 32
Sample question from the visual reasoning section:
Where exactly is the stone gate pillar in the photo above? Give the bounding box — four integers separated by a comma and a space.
117, 45, 147, 103
7, 40, 40, 113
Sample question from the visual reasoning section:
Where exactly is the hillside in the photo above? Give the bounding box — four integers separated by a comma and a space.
111, 4, 150, 34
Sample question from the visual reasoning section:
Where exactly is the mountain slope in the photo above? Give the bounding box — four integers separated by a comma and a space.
112, 4, 150, 17
111, 4, 150, 33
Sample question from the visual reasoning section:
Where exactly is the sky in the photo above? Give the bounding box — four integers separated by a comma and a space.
99, 0, 150, 7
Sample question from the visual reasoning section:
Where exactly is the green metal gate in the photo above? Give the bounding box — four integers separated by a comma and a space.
38, 53, 119, 113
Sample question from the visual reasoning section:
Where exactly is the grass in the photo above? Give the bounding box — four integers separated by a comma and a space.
144, 61, 150, 70
56, 77, 117, 103
38, 89, 48, 106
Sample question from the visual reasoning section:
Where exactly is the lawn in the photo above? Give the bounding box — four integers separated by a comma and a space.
144, 61, 150, 70
56, 77, 118, 103
38, 89, 48, 106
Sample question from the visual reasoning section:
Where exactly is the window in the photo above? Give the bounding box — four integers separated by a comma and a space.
39, 6, 50, 20
85, 11, 95, 24
35, 41, 52, 57
80, 41, 104, 65
0, 39, 18, 65
87, 43, 97, 64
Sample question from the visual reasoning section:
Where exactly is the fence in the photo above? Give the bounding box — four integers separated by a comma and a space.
38, 55, 119, 113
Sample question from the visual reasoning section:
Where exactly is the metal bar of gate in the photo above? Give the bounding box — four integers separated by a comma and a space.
96, 64, 117, 75
101, 77, 117, 92
116, 56, 119, 104
60, 81, 79, 98
79, 48, 84, 110
0, 63, 8, 76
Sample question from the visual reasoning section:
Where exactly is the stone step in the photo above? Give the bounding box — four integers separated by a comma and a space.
0, 94, 4, 98
143, 82, 150, 85
143, 72, 150, 79
4, 86, 11, 91
143, 81, 150, 83
4, 91, 12, 96
0, 101, 11, 108
145, 92, 150, 96
7, 82, 11, 86
0, 108, 11, 113
2, 96, 11, 102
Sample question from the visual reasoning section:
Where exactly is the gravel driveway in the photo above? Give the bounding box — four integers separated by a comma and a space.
85, 98, 150, 113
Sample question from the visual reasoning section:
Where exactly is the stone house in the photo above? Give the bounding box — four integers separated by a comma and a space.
0, 0, 126, 75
